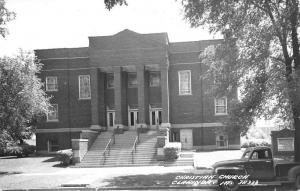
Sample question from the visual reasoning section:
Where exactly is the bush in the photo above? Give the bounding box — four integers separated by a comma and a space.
57, 149, 73, 166
241, 140, 271, 148
164, 147, 179, 161
6, 144, 36, 157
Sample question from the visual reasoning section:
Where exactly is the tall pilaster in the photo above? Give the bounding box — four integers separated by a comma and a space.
160, 64, 170, 128
137, 65, 147, 128
113, 66, 124, 129
90, 68, 104, 131
156, 64, 170, 149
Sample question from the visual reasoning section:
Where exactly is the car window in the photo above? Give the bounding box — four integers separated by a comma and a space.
250, 150, 270, 160
251, 151, 258, 160
242, 151, 251, 159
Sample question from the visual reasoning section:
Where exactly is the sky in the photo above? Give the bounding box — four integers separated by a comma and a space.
0, 0, 221, 56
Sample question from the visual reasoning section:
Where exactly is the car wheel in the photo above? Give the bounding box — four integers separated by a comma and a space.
295, 175, 300, 189
220, 179, 240, 191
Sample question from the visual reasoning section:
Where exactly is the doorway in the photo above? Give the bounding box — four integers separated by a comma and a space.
128, 109, 138, 128
149, 109, 162, 128
107, 111, 115, 130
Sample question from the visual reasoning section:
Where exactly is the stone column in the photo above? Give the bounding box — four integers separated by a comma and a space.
137, 65, 147, 129
113, 66, 124, 129
90, 68, 104, 131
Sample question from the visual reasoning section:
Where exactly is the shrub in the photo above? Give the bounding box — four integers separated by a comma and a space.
164, 146, 180, 161
6, 144, 36, 157
241, 140, 271, 148
57, 149, 73, 166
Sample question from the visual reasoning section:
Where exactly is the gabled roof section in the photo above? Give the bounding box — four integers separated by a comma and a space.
89, 29, 168, 50
113, 29, 140, 36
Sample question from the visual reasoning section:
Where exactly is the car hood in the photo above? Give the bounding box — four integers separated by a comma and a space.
212, 158, 247, 168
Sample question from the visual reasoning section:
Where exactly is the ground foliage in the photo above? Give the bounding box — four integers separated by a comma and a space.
0, 51, 50, 146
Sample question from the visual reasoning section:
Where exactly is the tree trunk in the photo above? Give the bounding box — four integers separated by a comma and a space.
289, 0, 300, 162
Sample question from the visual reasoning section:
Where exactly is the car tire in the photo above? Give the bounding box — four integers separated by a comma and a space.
219, 178, 240, 191
295, 174, 300, 189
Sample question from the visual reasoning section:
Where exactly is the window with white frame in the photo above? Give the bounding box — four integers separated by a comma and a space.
178, 70, 192, 95
216, 134, 228, 148
277, 138, 294, 151
47, 104, 58, 122
149, 72, 160, 87
46, 76, 58, 91
79, 75, 91, 99
215, 97, 227, 115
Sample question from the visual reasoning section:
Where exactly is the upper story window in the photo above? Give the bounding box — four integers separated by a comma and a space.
149, 72, 160, 87
215, 97, 227, 115
47, 104, 58, 122
128, 73, 137, 88
178, 70, 192, 95
79, 75, 91, 99
46, 76, 58, 92
107, 73, 114, 89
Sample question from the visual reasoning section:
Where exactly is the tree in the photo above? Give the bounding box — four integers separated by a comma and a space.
0, 51, 50, 145
0, 0, 15, 37
180, 0, 300, 162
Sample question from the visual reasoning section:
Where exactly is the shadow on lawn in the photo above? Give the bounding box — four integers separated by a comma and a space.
0, 171, 22, 176
42, 156, 60, 163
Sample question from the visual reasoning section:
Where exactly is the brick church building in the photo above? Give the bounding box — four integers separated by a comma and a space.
35, 29, 240, 153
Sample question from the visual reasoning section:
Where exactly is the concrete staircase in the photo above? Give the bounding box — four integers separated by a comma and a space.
75, 131, 113, 168
76, 130, 159, 167
131, 131, 159, 166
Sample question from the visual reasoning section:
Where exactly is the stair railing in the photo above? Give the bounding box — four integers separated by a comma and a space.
102, 139, 112, 165
131, 135, 139, 164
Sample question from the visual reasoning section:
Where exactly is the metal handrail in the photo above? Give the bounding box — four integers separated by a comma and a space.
102, 139, 112, 165
131, 136, 139, 164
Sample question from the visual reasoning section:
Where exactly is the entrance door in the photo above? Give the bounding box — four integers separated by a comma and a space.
107, 111, 115, 130
149, 109, 162, 128
180, 129, 193, 149
128, 110, 138, 128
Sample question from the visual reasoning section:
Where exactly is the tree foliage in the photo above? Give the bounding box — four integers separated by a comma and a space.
0, 51, 50, 145
181, 0, 300, 161
0, 0, 15, 37
104, 0, 127, 10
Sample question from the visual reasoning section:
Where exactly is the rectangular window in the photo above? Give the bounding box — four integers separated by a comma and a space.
46, 76, 58, 92
149, 72, 161, 87
178, 70, 192, 95
128, 73, 137, 88
47, 139, 59, 152
47, 104, 58, 122
107, 73, 114, 89
277, 138, 294, 151
215, 97, 227, 115
216, 135, 228, 148
79, 75, 91, 99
